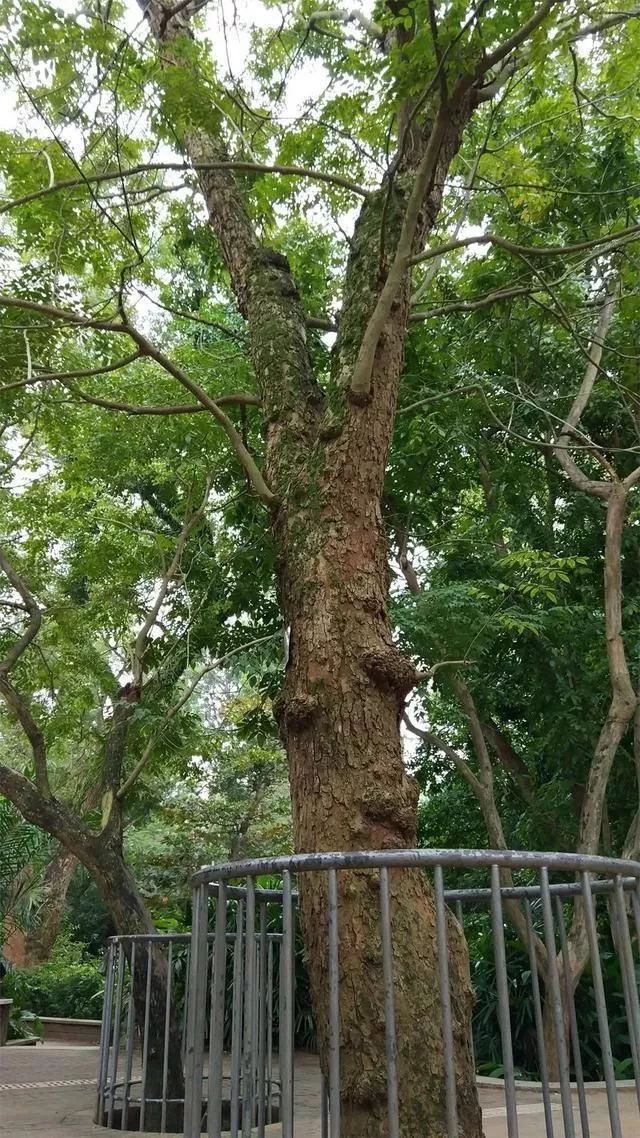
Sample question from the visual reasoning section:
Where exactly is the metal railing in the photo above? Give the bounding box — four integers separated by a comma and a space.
95, 924, 284, 1134
96, 849, 640, 1136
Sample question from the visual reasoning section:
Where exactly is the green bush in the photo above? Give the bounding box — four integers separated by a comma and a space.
2, 959, 104, 1020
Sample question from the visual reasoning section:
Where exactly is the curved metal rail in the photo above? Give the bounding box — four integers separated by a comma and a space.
96, 849, 640, 1136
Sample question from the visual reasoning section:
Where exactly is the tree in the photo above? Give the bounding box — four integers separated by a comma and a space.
2, 3, 640, 1134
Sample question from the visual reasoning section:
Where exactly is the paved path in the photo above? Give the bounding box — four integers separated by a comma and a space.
1, 1044, 638, 1136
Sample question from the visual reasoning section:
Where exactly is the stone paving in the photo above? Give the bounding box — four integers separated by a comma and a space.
1, 1043, 638, 1136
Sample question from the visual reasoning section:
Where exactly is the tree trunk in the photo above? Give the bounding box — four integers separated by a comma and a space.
24, 846, 77, 965
272, 182, 481, 1137
279, 563, 480, 1136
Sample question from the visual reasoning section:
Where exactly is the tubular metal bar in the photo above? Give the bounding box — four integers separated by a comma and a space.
632, 885, 640, 946
180, 943, 190, 1067
327, 868, 341, 1138
444, 878, 639, 905
120, 941, 136, 1132
193, 848, 640, 887
254, 940, 260, 1102
242, 879, 257, 1138
523, 900, 554, 1138
208, 881, 227, 1138
139, 940, 153, 1133
257, 902, 268, 1138
266, 939, 274, 1126
540, 866, 575, 1138
109, 873, 640, 923
107, 944, 125, 1129
230, 899, 245, 1138
183, 883, 209, 1138
554, 897, 589, 1138
580, 873, 622, 1138
379, 868, 399, 1138
108, 931, 283, 945
613, 875, 640, 1111
96, 942, 115, 1124
490, 865, 519, 1138
434, 865, 456, 1138
321, 1074, 328, 1138
160, 941, 172, 1135
208, 883, 288, 903
280, 869, 294, 1138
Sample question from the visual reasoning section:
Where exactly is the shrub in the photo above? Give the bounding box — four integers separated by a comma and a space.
2, 959, 104, 1020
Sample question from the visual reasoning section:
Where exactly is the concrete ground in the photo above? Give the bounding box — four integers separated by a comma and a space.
0, 1043, 638, 1136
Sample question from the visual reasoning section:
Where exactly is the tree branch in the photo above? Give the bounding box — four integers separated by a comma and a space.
409, 222, 640, 267
140, 0, 323, 460
308, 7, 383, 40
350, 102, 450, 399
472, 0, 558, 82
410, 283, 536, 321
403, 712, 484, 798
0, 675, 51, 799
0, 294, 276, 506
0, 549, 51, 798
132, 478, 212, 687
0, 762, 94, 857
558, 283, 618, 438
0, 353, 143, 396
416, 659, 472, 681
0, 159, 368, 216
481, 719, 538, 808
117, 630, 280, 800
577, 484, 637, 856
553, 281, 618, 498
571, 6, 640, 41
622, 686, 640, 860
0, 548, 43, 674
59, 386, 261, 416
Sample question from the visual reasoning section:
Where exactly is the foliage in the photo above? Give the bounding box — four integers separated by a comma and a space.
63, 870, 115, 957
0, 796, 48, 937
467, 909, 638, 1082
2, 957, 105, 1020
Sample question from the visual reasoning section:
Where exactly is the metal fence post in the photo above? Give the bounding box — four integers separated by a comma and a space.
184, 883, 209, 1138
